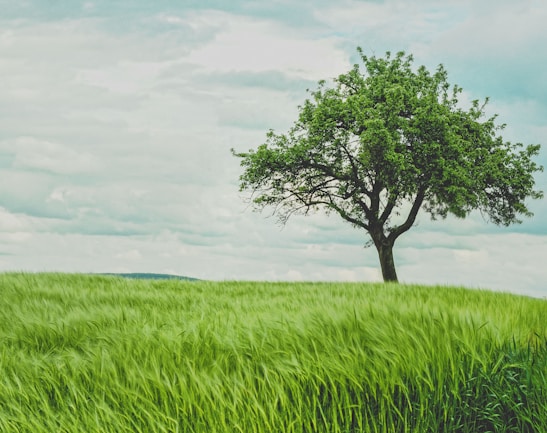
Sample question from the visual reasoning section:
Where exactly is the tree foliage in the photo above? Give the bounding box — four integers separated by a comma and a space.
233, 49, 543, 282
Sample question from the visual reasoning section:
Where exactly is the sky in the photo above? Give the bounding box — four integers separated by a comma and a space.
0, 0, 546, 297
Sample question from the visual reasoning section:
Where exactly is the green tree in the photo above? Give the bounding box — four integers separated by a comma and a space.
233, 49, 543, 282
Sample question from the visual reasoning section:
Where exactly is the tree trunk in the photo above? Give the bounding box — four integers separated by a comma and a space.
376, 241, 398, 283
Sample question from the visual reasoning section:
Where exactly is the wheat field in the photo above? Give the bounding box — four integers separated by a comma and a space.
1, 273, 546, 432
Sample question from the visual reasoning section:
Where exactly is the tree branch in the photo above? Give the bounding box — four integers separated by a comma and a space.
379, 192, 398, 224
387, 188, 426, 242
312, 199, 370, 230
282, 183, 371, 231
338, 139, 372, 199
369, 179, 383, 218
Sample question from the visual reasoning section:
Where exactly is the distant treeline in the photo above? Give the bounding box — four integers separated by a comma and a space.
100, 272, 199, 281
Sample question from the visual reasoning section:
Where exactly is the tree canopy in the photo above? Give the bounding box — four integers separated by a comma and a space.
233, 49, 543, 282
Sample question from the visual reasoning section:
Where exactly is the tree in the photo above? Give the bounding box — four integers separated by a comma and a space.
232, 49, 543, 282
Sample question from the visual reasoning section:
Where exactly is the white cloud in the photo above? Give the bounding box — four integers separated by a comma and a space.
115, 249, 142, 260
4, 232, 33, 243
6, 136, 101, 175
314, 0, 455, 53
397, 231, 547, 298
428, 0, 546, 59
0, 207, 28, 232
76, 60, 170, 94
185, 10, 349, 80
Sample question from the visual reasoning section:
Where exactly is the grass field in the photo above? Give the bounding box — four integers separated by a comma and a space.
1, 273, 546, 432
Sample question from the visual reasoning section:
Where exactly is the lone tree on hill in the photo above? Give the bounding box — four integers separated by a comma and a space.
233, 49, 543, 282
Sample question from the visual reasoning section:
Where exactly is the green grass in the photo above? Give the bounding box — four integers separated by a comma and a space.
1, 273, 546, 432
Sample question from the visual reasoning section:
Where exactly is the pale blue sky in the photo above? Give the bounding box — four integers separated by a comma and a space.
0, 0, 545, 296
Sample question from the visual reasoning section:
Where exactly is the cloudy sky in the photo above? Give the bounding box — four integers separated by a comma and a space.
1, 0, 545, 297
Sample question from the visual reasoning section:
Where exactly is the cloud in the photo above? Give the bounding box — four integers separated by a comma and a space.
0, 207, 35, 232
397, 232, 547, 298
314, 0, 547, 116
5, 136, 101, 175
423, 1, 547, 106
185, 10, 350, 81
115, 249, 142, 260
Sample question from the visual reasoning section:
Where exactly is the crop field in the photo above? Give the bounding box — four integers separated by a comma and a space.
1, 273, 546, 432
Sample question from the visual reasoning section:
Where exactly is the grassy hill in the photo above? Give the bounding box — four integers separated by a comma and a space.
1, 273, 546, 432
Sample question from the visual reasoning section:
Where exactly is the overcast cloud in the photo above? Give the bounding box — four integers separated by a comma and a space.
0, 0, 545, 297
